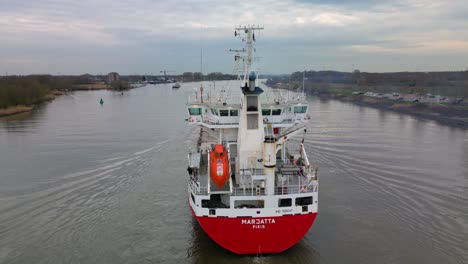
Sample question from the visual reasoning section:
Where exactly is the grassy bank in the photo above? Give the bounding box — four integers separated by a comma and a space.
0, 75, 132, 117
72, 81, 130, 91
266, 74, 467, 128
0, 76, 53, 109
0, 75, 73, 116
73, 83, 111, 90
0, 105, 34, 117
0, 89, 64, 117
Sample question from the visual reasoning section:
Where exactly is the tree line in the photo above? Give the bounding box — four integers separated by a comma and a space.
0, 75, 66, 108
181, 72, 236, 82
0, 75, 114, 109
267, 70, 468, 97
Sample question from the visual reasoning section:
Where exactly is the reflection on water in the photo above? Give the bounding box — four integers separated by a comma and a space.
0, 108, 43, 133
377, 108, 387, 122
0, 83, 467, 263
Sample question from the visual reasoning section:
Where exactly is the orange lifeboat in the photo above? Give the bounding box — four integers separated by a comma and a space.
210, 144, 230, 189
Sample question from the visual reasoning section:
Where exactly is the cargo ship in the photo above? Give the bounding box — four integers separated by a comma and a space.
186, 26, 318, 254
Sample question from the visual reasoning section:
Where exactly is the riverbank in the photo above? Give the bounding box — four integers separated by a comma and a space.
0, 81, 147, 118
72, 81, 146, 90
0, 90, 63, 117
0, 105, 34, 117
320, 93, 468, 128
72, 83, 111, 90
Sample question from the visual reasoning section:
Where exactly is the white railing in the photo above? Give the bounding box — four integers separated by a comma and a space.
201, 114, 240, 125
232, 186, 266, 196
188, 92, 242, 106
189, 174, 318, 197
189, 179, 200, 194
188, 90, 307, 106
189, 179, 208, 195
260, 89, 307, 104
198, 114, 296, 126
188, 86, 307, 105
274, 182, 318, 195
190, 182, 317, 196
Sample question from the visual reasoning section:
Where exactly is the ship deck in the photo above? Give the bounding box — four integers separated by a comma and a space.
189, 152, 317, 196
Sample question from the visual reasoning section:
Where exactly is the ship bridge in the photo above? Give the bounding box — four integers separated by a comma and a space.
187, 87, 310, 129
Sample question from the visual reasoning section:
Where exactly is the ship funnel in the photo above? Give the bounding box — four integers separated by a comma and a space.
248, 71, 256, 92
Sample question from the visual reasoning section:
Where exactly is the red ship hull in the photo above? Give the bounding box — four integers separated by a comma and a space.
192, 210, 317, 254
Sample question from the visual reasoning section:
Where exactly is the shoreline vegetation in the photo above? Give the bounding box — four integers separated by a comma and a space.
0, 75, 125, 117
0, 75, 69, 117
2, 70, 466, 127
0, 105, 34, 117
266, 70, 468, 128
0, 72, 236, 117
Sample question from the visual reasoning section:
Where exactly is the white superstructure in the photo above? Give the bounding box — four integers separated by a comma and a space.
185, 26, 319, 255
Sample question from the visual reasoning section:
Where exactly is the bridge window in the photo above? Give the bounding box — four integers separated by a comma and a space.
262, 109, 271, 115
211, 109, 218, 115
278, 198, 292, 207
230, 110, 238, 116
294, 106, 307, 113
295, 196, 313, 206
272, 109, 282, 115
220, 110, 229, 116
189, 108, 202, 115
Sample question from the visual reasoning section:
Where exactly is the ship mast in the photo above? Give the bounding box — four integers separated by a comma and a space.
234, 25, 264, 84
234, 25, 272, 193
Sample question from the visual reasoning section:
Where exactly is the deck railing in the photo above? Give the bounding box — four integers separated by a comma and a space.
274, 183, 318, 195
189, 178, 318, 196
198, 114, 297, 126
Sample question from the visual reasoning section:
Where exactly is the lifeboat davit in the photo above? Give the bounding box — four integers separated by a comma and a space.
210, 144, 230, 189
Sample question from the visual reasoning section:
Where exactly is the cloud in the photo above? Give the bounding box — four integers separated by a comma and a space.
0, 0, 467, 74
295, 12, 360, 27
351, 39, 468, 54
0, 14, 120, 45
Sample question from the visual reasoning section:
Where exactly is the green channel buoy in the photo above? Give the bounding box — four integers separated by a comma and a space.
100, 98, 104, 105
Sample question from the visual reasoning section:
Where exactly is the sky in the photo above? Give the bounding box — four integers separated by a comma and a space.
1, 0, 468, 75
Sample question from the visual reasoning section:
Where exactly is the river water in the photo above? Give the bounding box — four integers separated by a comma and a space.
0, 82, 467, 263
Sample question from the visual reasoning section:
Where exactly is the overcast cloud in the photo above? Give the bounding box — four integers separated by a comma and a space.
1, 0, 468, 74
